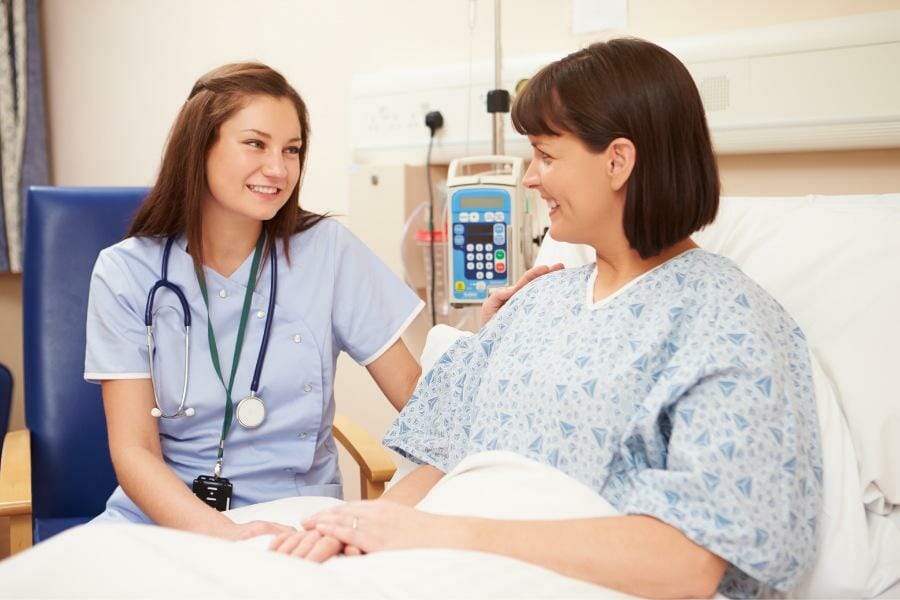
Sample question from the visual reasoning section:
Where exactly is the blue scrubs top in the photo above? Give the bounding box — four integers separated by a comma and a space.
85, 218, 423, 523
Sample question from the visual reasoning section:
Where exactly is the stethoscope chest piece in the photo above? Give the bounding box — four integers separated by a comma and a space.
235, 393, 266, 429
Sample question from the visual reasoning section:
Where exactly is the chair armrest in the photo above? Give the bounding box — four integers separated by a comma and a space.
0, 428, 33, 556
0, 429, 32, 517
332, 413, 396, 500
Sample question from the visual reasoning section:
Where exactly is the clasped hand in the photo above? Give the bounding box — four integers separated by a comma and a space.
268, 499, 455, 562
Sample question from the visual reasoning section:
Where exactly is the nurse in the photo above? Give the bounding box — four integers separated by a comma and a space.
84, 62, 424, 540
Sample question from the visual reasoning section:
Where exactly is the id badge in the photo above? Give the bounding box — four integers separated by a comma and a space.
192, 475, 233, 511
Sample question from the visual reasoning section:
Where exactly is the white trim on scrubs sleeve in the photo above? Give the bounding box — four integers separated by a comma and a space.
84, 372, 151, 384
358, 299, 425, 366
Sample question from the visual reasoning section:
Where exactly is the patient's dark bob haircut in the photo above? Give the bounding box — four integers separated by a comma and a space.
512, 38, 720, 259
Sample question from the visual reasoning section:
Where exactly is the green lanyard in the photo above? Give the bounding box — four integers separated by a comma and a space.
195, 233, 265, 478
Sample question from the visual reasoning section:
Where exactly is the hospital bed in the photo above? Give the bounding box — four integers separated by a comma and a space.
0, 193, 897, 599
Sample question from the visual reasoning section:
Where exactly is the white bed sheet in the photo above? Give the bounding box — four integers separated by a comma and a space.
0, 452, 670, 599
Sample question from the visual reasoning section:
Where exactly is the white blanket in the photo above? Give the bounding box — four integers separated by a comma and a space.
0, 452, 657, 599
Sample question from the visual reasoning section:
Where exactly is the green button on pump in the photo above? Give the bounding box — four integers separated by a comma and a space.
495, 249, 505, 260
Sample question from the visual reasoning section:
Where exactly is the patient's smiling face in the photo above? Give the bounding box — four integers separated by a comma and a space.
522, 132, 634, 250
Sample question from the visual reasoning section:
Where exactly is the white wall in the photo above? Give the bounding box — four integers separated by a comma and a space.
16, 0, 900, 500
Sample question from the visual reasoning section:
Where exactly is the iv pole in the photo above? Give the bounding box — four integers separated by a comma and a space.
488, 0, 510, 155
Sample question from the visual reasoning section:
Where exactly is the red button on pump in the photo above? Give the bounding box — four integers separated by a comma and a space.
496, 262, 506, 273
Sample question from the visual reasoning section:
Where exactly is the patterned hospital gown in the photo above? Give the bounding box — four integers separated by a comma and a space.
384, 249, 822, 598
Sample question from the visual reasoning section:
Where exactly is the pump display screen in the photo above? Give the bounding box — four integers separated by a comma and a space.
458, 196, 505, 209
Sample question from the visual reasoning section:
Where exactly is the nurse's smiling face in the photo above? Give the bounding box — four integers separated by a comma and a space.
203, 94, 303, 224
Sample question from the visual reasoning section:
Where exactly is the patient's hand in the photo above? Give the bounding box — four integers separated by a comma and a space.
481, 263, 564, 324
268, 527, 345, 562
302, 499, 459, 555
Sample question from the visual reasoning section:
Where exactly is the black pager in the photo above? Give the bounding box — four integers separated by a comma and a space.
192, 475, 233, 511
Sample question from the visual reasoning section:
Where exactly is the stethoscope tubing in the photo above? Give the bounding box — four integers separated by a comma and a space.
145, 235, 277, 419
249, 239, 277, 395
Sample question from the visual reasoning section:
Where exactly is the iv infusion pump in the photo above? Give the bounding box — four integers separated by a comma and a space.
447, 155, 533, 306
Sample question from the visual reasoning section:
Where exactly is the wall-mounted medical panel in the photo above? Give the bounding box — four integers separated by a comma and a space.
350, 10, 900, 163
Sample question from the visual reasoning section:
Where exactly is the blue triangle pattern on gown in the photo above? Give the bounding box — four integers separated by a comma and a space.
718, 380, 737, 396
783, 456, 796, 475
548, 448, 560, 467
631, 355, 649, 372
702, 472, 720, 491
591, 427, 607, 446
736, 477, 753, 498
755, 376, 773, 397
727, 333, 747, 345
755, 528, 768, 547
769, 427, 784, 445
528, 436, 543, 453
554, 384, 568, 401
629, 303, 645, 318
559, 421, 576, 438
715, 514, 733, 528
582, 378, 597, 397
735, 293, 750, 308
521, 370, 533, 386
719, 441, 736, 460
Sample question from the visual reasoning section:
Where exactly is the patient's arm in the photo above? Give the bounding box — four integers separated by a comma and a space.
379, 464, 445, 505
101, 380, 292, 540
307, 502, 726, 599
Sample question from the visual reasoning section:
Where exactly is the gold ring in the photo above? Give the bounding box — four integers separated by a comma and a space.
351, 516, 358, 530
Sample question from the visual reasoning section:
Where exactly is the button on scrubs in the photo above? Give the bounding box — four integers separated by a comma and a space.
85, 219, 423, 523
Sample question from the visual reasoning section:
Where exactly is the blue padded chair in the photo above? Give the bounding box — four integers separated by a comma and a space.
0, 186, 395, 554
20, 187, 147, 543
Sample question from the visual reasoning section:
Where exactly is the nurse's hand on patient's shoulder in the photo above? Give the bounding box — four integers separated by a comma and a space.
481, 263, 564, 325
223, 520, 296, 541
302, 499, 458, 555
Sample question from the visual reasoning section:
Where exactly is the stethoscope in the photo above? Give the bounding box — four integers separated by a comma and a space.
144, 235, 277, 429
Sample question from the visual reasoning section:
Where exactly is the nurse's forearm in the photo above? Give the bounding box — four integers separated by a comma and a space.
451, 514, 726, 598
112, 445, 234, 537
380, 464, 444, 506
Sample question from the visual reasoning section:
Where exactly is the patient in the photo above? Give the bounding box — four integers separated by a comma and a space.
276, 38, 823, 599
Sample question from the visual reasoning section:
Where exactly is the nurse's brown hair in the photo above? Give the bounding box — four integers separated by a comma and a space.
128, 62, 326, 269
512, 38, 719, 259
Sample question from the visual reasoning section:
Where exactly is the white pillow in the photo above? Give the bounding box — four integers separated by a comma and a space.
790, 353, 871, 597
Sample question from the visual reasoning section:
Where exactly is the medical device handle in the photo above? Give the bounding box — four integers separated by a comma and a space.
448, 155, 523, 180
